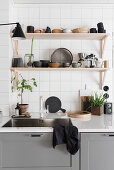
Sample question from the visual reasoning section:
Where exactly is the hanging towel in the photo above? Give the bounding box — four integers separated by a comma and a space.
53, 125, 80, 155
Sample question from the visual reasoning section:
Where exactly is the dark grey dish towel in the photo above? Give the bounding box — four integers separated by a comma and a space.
53, 125, 80, 155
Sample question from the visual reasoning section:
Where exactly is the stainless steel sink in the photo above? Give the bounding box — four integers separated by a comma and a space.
2, 118, 72, 127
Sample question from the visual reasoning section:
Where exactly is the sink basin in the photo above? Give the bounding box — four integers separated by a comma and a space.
2, 118, 72, 127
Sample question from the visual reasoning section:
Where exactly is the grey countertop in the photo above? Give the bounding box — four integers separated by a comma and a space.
0, 113, 113, 133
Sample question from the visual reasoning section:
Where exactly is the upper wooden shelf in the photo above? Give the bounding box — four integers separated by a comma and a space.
11, 33, 109, 40
10, 67, 109, 72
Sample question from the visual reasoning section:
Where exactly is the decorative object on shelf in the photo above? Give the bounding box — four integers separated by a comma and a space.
95, 59, 103, 68
24, 38, 34, 67
52, 29, 63, 33
51, 48, 73, 67
11, 74, 37, 114
90, 92, 106, 116
32, 61, 42, 67
45, 26, 51, 33
72, 62, 81, 68
27, 25, 34, 33
97, 22, 106, 33
40, 60, 50, 67
104, 60, 109, 68
34, 29, 41, 33
90, 28, 97, 33
62, 28, 72, 33
12, 58, 24, 67
48, 62, 61, 68
45, 96, 66, 113
63, 63, 70, 67
72, 27, 89, 33
68, 111, 91, 118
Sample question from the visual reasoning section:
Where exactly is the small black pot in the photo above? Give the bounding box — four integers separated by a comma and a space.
45, 27, 51, 33
40, 60, 50, 67
97, 22, 104, 29
27, 26, 34, 33
12, 58, 24, 67
90, 28, 97, 33
32, 61, 42, 67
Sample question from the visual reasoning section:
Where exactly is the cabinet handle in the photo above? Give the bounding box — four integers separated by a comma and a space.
103, 134, 114, 137
30, 134, 44, 137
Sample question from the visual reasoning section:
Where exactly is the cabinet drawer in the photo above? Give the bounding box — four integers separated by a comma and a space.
0, 133, 71, 168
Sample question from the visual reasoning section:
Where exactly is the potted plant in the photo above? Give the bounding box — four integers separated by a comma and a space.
11, 74, 37, 114
24, 38, 34, 67
90, 92, 106, 116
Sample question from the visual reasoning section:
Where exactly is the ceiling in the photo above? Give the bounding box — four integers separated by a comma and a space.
13, 0, 114, 4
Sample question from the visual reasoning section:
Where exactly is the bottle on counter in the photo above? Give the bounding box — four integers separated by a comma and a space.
15, 103, 21, 115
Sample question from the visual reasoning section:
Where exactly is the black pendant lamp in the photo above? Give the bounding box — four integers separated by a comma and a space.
0, 22, 26, 40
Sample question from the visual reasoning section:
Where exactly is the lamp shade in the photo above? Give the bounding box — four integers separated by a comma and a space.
12, 23, 26, 40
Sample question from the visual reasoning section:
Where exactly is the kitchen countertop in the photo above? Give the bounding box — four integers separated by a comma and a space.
0, 113, 113, 133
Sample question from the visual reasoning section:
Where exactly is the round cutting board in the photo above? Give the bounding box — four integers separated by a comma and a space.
67, 111, 91, 118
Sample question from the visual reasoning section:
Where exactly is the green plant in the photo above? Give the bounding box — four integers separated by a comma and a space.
11, 74, 37, 104
90, 92, 106, 107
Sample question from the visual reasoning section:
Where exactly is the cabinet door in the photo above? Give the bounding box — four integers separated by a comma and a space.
0, 133, 72, 168
81, 133, 114, 170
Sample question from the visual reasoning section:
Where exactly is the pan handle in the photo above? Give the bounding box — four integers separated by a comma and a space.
60, 108, 66, 113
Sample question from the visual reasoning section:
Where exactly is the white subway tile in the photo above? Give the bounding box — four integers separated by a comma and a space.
61, 82, 71, 92
50, 8, 60, 19
40, 7, 50, 18
40, 71, 50, 82
61, 71, 71, 82
50, 82, 60, 92
40, 82, 49, 92
61, 7, 71, 19
50, 71, 61, 82
71, 8, 81, 19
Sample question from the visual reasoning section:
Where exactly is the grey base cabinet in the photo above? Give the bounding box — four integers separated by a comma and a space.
0, 133, 79, 170
81, 133, 114, 170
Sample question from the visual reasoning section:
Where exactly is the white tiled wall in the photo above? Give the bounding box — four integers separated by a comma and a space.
10, 4, 113, 114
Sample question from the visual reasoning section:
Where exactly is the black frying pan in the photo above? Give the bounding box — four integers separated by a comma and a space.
45, 96, 66, 113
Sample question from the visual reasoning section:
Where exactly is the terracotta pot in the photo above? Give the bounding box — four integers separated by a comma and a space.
91, 106, 103, 116
19, 104, 29, 114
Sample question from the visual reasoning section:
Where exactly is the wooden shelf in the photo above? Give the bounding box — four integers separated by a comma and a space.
10, 67, 109, 72
11, 33, 109, 40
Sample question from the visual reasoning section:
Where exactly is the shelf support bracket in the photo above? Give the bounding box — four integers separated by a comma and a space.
101, 37, 107, 58
100, 71, 107, 89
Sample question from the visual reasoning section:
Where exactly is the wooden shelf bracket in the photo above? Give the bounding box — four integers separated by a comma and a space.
100, 71, 107, 89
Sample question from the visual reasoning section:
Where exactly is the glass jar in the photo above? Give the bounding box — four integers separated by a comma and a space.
24, 54, 34, 67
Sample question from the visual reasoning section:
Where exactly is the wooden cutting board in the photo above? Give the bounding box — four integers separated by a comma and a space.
81, 96, 91, 111
68, 111, 91, 118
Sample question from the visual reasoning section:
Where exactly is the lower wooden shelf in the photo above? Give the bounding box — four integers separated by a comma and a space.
10, 67, 109, 72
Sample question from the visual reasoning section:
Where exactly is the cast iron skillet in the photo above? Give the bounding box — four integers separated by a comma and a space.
45, 96, 66, 113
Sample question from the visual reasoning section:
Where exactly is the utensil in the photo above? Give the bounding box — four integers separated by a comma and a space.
104, 60, 109, 68
51, 48, 73, 66
45, 96, 66, 113
48, 62, 61, 68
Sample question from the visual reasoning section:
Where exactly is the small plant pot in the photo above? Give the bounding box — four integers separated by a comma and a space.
19, 104, 29, 114
91, 106, 103, 116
